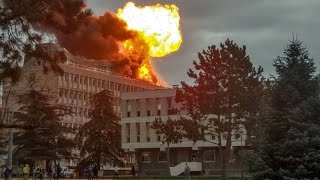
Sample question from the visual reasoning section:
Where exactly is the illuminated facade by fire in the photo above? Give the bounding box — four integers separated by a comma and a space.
121, 89, 247, 176
1, 43, 164, 166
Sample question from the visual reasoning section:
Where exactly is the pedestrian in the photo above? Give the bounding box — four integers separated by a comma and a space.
112, 166, 119, 179
22, 164, 30, 180
38, 167, 44, 180
55, 164, 61, 180
131, 165, 136, 177
47, 162, 54, 180
33, 164, 40, 180
184, 163, 191, 180
92, 165, 98, 180
86, 166, 92, 180
3, 167, 11, 180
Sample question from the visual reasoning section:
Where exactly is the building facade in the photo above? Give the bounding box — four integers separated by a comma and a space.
1, 43, 163, 166
121, 89, 247, 176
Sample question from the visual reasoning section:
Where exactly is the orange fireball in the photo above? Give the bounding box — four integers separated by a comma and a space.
117, 2, 182, 84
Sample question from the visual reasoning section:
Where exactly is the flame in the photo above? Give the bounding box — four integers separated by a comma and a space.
117, 2, 182, 84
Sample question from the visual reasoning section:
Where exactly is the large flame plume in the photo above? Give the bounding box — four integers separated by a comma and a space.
117, 2, 182, 84
26, 0, 182, 85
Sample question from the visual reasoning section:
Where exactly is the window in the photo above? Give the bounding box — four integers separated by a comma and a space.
84, 77, 88, 84
136, 123, 140, 142
64, 73, 69, 82
167, 97, 172, 109
80, 76, 83, 84
89, 78, 92, 86
191, 153, 197, 161
146, 122, 150, 142
203, 150, 215, 162
211, 135, 216, 140
141, 152, 151, 163
223, 133, 227, 140
157, 135, 161, 142
93, 79, 96, 86
136, 99, 141, 117
59, 89, 63, 98
64, 90, 68, 99
146, 98, 151, 116
126, 123, 130, 143
74, 74, 78, 83
29, 73, 36, 82
110, 82, 114, 90
157, 98, 161, 116
235, 133, 241, 140
158, 152, 167, 162
102, 80, 105, 89
98, 80, 101, 88
127, 100, 131, 117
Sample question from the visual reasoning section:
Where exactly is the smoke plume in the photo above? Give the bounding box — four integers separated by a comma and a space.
32, 0, 151, 78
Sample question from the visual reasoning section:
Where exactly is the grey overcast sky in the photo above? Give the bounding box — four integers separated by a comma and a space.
87, 0, 320, 86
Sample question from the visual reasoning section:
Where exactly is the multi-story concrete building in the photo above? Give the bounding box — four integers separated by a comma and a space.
121, 89, 247, 176
1, 43, 163, 166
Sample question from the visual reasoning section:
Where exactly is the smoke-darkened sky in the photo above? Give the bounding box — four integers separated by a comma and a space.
87, 0, 320, 86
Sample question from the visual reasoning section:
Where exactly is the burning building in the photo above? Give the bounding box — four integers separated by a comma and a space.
1, 43, 165, 166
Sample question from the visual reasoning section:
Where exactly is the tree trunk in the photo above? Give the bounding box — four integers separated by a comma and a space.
218, 133, 226, 180
218, 115, 226, 180
226, 113, 232, 161
166, 142, 171, 178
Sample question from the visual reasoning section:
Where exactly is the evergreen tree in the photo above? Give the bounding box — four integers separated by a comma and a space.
0, 0, 91, 82
13, 89, 74, 162
151, 117, 183, 176
249, 39, 320, 179
75, 90, 123, 169
177, 39, 263, 179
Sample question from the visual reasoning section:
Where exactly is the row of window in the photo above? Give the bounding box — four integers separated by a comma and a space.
140, 150, 215, 163
60, 73, 144, 93
125, 122, 158, 143
59, 89, 121, 107
59, 106, 92, 118
124, 122, 242, 143
126, 97, 174, 118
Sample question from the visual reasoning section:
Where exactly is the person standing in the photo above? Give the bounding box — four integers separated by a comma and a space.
112, 166, 119, 179
3, 167, 11, 180
131, 165, 136, 177
22, 164, 30, 180
55, 164, 61, 180
86, 166, 93, 180
184, 163, 191, 180
47, 162, 54, 180
92, 165, 98, 180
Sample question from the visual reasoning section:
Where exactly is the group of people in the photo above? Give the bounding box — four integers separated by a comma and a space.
85, 165, 98, 180
1, 162, 63, 180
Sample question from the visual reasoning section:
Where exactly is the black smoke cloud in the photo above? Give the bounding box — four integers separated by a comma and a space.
31, 0, 149, 76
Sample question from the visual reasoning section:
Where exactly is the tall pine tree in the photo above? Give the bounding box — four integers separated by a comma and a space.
249, 39, 320, 179
75, 90, 124, 169
177, 39, 263, 179
13, 89, 74, 162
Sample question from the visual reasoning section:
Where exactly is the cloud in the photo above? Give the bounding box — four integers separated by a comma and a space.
87, 0, 320, 85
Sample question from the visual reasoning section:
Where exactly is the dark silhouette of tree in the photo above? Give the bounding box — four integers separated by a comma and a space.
13, 89, 74, 162
177, 39, 263, 179
75, 90, 124, 169
151, 117, 183, 176
248, 39, 320, 179
0, 0, 91, 82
